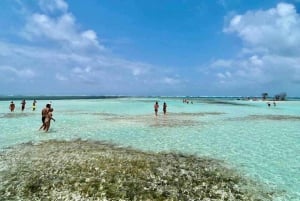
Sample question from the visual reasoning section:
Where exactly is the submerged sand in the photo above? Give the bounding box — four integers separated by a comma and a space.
0, 139, 274, 201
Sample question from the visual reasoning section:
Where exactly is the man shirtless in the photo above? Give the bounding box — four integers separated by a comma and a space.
44, 108, 55, 132
39, 103, 51, 130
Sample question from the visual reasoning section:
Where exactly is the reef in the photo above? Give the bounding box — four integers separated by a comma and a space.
0, 139, 273, 201
230, 114, 300, 121
102, 112, 224, 128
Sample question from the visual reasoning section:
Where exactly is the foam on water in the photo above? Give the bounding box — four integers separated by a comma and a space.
0, 97, 299, 200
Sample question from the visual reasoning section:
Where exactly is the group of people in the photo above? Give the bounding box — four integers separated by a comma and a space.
9, 99, 37, 112
8, 100, 55, 132
39, 103, 55, 132
267, 101, 276, 107
182, 99, 193, 104
154, 101, 167, 116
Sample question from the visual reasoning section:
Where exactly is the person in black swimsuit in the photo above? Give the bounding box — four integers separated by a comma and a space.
163, 102, 167, 115
154, 101, 159, 116
21, 99, 26, 111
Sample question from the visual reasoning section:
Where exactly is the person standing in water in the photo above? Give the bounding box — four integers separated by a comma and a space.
39, 103, 51, 130
163, 102, 167, 115
9, 101, 15, 112
32, 99, 37, 111
21, 99, 26, 111
154, 101, 159, 116
44, 108, 55, 132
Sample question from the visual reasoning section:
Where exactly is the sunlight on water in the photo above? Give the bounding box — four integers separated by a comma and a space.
0, 97, 300, 200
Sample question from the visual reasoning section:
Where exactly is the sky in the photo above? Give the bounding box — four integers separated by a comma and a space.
1, 0, 300, 96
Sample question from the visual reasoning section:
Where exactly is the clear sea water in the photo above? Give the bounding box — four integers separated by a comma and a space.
0, 97, 299, 200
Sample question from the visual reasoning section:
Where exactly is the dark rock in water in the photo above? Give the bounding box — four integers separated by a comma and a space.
0, 139, 274, 200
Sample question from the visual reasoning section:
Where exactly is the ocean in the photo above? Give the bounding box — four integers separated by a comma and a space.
0, 96, 299, 200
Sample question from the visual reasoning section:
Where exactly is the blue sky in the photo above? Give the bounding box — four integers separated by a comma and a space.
1, 0, 300, 96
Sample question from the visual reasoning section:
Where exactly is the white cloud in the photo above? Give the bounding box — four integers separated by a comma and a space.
23, 13, 73, 40
209, 53, 300, 92
22, 12, 104, 50
209, 2, 300, 95
211, 59, 233, 68
18, 0, 157, 82
0, 39, 155, 82
72, 67, 90, 74
124, 62, 150, 76
39, 0, 68, 13
217, 72, 226, 79
249, 55, 263, 66
19, 0, 105, 52
55, 73, 68, 81
0, 65, 36, 79
81, 30, 100, 47
162, 77, 181, 85
0, 0, 186, 95
224, 3, 300, 56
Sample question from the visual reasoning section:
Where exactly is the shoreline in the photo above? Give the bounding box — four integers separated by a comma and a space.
0, 95, 299, 101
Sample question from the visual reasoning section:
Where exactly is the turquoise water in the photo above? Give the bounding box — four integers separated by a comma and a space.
0, 97, 299, 200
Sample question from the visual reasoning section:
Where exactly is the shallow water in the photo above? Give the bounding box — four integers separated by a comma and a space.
0, 97, 299, 200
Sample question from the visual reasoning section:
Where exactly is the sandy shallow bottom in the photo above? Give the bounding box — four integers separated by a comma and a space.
0, 139, 274, 201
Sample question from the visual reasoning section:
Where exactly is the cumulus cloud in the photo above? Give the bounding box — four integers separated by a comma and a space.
0, 65, 36, 79
224, 3, 300, 56
39, 0, 68, 13
0, 0, 185, 95
211, 59, 233, 68
217, 71, 231, 79
249, 55, 263, 66
162, 77, 181, 85
72, 66, 92, 74
208, 2, 300, 95
22, 12, 104, 50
